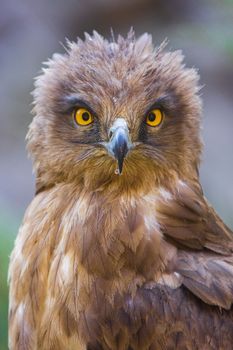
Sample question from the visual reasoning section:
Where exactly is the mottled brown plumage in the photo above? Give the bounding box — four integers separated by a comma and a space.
9, 30, 233, 349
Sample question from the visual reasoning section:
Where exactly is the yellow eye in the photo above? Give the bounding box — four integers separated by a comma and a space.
73, 108, 93, 126
146, 109, 163, 127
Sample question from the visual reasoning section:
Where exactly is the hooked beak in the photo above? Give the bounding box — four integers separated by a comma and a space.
106, 118, 132, 174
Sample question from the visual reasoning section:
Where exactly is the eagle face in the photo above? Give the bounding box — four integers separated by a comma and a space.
30, 31, 202, 193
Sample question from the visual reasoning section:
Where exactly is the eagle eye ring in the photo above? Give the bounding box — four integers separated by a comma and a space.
145, 108, 163, 127
73, 108, 94, 126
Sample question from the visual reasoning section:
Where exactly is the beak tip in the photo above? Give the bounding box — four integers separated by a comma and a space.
114, 162, 123, 175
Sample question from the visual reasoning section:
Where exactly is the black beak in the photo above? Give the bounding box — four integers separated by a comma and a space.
107, 119, 131, 174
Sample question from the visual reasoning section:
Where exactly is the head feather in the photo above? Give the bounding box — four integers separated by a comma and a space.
28, 30, 202, 193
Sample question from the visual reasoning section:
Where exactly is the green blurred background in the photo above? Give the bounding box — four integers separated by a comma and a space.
0, 0, 233, 348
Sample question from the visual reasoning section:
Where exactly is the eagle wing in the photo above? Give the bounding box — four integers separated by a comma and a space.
157, 179, 233, 309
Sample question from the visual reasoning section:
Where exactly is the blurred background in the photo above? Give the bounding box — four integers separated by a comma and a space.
0, 0, 233, 347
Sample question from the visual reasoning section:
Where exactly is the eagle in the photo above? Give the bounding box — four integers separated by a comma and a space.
8, 30, 233, 349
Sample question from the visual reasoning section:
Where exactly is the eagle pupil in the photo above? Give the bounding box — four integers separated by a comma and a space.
148, 113, 156, 122
82, 112, 90, 121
